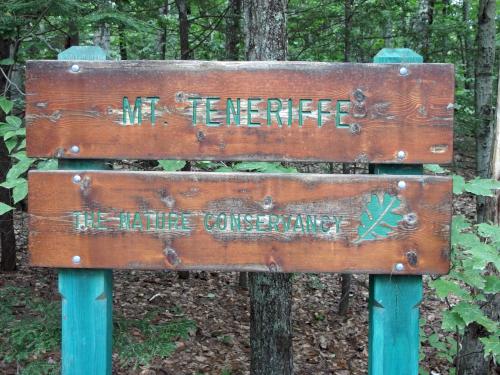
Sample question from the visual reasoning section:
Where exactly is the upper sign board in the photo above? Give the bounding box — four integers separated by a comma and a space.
26, 61, 454, 163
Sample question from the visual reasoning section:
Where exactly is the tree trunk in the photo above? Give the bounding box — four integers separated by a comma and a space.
65, 19, 79, 49
93, 22, 111, 53
225, 0, 241, 60
118, 24, 127, 60
343, 0, 353, 63
158, 1, 169, 60
475, 0, 496, 222
462, 0, 474, 90
175, 0, 191, 60
244, 1, 292, 374
485, 68, 499, 224
458, 3, 497, 373
0, 38, 16, 271
415, 0, 435, 61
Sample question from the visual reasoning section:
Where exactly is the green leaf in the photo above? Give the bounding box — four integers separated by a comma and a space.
428, 333, 447, 351
5, 138, 17, 153
453, 302, 497, 333
355, 193, 402, 243
6, 158, 34, 180
37, 159, 58, 170
424, 164, 448, 174
214, 166, 233, 172
0, 97, 13, 114
13, 181, 28, 204
0, 202, 13, 215
442, 310, 465, 332
0, 124, 19, 136
477, 223, 500, 244
453, 175, 465, 194
479, 335, 500, 361
483, 275, 500, 294
5, 116, 22, 128
0, 178, 25, 189
158, 160, 186, 171
232, 161, 297, 173
464, 243, 500, 270
430, 278, 470, 300
464, 178, 500, 197
0, 58, 14, 65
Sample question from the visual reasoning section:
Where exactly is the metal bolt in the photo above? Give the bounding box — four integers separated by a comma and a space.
395, 263, 405, 272
397, 180, 407, 189
72, 174, 82, 184
404, 213, 418, 225
70, 145, 80, 153
72, 255, 81, 264
396, 150, 406, 160
71, 64, 80, 73
399, 67, 408, 76
263, 196, 273, 208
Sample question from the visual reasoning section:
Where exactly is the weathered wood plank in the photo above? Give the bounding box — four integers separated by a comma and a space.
28, 171, 451, 273
25, 61, 454, 163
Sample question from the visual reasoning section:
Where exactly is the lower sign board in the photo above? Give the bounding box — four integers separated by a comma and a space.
28, 171, 451, 274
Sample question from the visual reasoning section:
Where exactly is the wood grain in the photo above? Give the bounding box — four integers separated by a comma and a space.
26, 61, 454, 163
28, 171, 452, 274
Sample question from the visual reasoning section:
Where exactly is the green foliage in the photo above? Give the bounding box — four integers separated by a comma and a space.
421, 176, 500, 368
114, 311, 195, 369
0, 96, 58, 212
158, 160, 186, 171
0, 285, 195, 372
0, 286, 60, 373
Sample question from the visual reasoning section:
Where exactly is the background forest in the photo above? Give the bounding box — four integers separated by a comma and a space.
0, 0, 499, 374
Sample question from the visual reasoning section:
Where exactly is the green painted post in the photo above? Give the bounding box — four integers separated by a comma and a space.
57, 47, 113, 375
368, 49, 424, 375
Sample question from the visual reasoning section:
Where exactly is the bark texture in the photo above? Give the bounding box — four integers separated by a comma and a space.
475, 0, 496, 192
225, 0, 242, 60
461, 0, 474, 89
0, 38, 16, 271
414, 0, 435, 60
243, 1, 292, 374
243, 0, 287, 61
175, 0, 192, 60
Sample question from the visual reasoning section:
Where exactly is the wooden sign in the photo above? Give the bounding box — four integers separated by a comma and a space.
25, 61, 454, 163
28, 171, 451, 274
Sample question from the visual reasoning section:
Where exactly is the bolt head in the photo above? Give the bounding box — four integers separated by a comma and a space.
72, 255, 81, 264
72, 174, 82, 184
70, 145, 80, 153
395, 263, 405, 272
71, 64, 80, 73
399, 67, 408, 76
398, 180, 407, 189
396, 150, 406, 160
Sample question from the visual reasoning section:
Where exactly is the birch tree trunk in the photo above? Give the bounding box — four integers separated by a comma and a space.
243, 1, 293, 373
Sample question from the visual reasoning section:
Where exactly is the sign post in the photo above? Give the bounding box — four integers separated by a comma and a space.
369, 49, 425, 375
57, 47, 113, 375
25, 47, 454, 374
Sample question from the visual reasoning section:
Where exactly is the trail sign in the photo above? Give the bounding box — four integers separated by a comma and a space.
25, 47, 454, 375
29, 171, 451, 274
26, 61, 454, 163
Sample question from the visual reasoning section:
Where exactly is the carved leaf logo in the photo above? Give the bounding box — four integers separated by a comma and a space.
354, 193, 403, 243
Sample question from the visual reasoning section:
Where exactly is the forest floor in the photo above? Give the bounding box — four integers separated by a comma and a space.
0, 152, 477, 375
